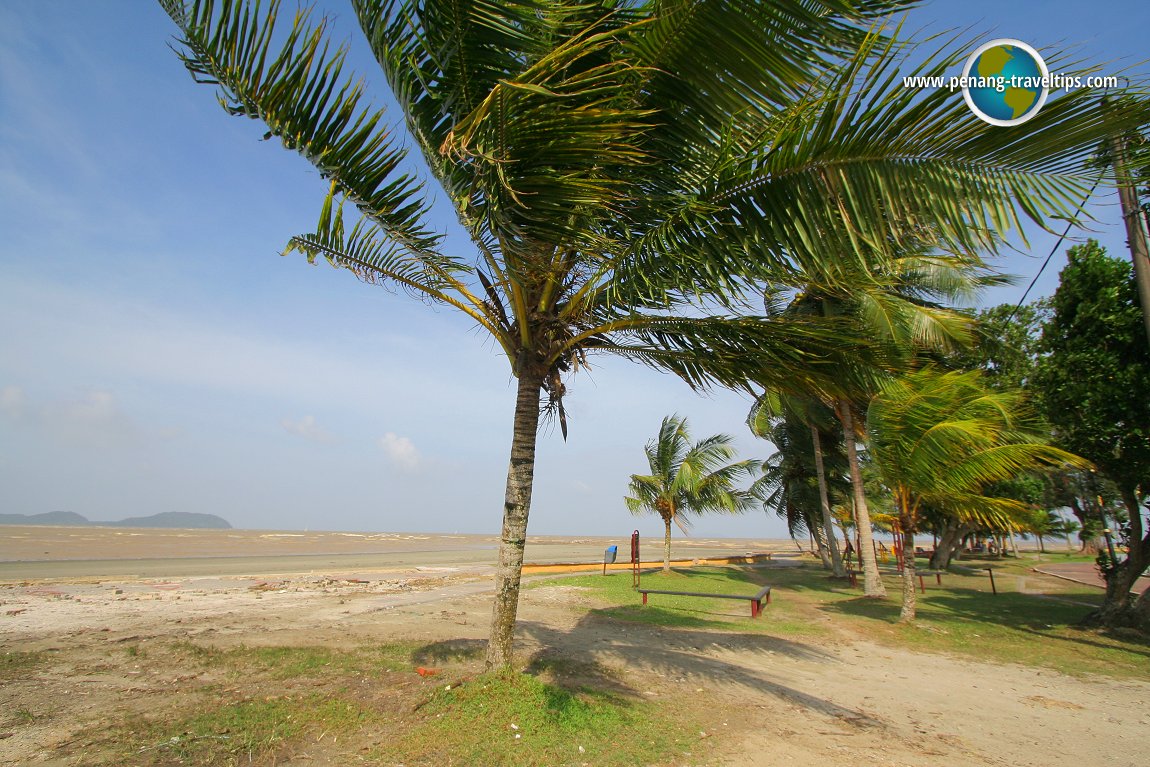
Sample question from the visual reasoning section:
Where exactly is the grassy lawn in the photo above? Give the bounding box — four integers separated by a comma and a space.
535, 566, 852, 639
539, 561, 1150, 679
69, 638, 702, 767
373, 671, 695, 767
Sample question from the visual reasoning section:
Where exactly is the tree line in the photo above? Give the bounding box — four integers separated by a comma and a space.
635, 237, 1148, 628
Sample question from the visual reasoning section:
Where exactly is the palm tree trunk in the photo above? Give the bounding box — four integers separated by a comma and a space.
485, 371, 543, 671
811, 425, 845, 577
663, 517, 672, 574
899, 524, 917, 622
896, 490, 917, 621
809, 513, 833, 570
837, 400, 886, 597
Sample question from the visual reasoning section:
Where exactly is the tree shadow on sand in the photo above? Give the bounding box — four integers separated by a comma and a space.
511, 612, 881, 727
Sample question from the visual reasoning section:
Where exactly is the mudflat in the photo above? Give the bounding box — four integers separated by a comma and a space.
0, 525, 790, 580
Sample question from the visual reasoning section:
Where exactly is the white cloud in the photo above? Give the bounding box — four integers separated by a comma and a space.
281, 415, 335, 444
0, 385, 25, 417
36, 389, 138, 446
378, 432, 420, 472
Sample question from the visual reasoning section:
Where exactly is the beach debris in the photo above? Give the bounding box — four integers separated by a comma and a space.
578, 745, 585, 754
510, 723, 519, 730
416, 667, 439, 677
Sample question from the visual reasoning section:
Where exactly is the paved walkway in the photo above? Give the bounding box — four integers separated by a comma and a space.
1033, 561, 1150, 593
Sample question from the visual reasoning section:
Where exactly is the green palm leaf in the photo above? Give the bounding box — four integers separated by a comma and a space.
162, 0, 440, 256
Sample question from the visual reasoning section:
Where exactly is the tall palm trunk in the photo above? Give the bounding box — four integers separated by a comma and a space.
810, 518, 833, 569
837, 400, 886, 597
811, 425, 845, 577
895, 489, 916, 621
485, 371, 543, 670
899, 526, 917, 621
663, 516, 673, 574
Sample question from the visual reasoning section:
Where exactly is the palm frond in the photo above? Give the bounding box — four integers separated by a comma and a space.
164, 0, 440, 257
868, 368, 1092, 531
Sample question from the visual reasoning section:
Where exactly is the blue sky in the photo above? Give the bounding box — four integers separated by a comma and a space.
1, 1, 1147, 539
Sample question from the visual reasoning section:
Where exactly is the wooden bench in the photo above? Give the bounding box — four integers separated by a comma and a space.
638, 585, 772, 618
877, 568, 947, 593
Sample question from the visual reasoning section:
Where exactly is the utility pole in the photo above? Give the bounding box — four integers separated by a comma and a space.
1108, 129, 1150, 345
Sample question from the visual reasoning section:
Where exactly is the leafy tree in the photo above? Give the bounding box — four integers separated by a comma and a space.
949, 301, 1050, 391
625, 415, 760, 573
749, 403, 850, 573
158, 0, 1150, 666
867, 368, 1086, 621
1034, 240, 1150, 628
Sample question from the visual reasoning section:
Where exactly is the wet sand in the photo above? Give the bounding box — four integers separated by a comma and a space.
0, 526, 795, 580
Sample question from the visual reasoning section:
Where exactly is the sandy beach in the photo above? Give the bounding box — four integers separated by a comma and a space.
2, 526, 1146, 766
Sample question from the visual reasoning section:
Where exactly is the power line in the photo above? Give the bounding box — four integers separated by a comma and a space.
1007, 172, 1105, 321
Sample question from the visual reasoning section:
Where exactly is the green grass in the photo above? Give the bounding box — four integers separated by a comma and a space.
373, 671, 697, 767
90, 638, 703, 767
0, 650, 45, 679
170, 640, 422, 678
127, 694, 367, 766
826, 577, 1149, 677
11, 706, 39, 724
539, 563, 1150, 679
537, 566, 845, 637
95, 642, 421, 765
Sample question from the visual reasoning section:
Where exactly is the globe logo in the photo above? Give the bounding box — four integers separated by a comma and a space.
962, 39, 1049, 127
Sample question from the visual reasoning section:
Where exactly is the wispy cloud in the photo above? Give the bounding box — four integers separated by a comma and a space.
37, 386, 136, 446
281, 415, 335, 444
379, 432, 420, 472
0, 384, 25, 417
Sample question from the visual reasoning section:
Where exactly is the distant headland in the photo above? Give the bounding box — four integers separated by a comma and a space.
0, 511, 232, 529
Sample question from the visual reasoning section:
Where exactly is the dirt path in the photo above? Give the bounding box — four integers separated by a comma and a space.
2, 572, 1147, 766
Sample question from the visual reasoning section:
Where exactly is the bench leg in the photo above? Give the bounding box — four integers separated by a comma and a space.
642, 592, 648, 605
751, 600, 760, 618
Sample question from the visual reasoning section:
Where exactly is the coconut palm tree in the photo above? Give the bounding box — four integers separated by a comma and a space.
626, 416, 760, 572
157, 0, 1147, 667
866, 368, 1089, 620
751, 249, 998, 593
749, 404, 849, 572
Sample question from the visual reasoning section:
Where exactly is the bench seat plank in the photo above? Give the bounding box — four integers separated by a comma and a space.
637, 585, 771, 617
